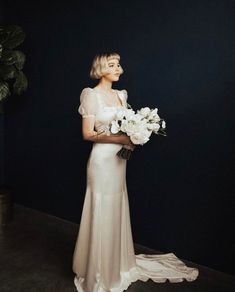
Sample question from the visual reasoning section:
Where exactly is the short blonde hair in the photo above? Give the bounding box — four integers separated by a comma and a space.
89, 52, 124, 79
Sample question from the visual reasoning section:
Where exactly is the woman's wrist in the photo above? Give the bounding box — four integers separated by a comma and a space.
119, 134, 129, 145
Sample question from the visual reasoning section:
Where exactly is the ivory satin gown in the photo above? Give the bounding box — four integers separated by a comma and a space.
72, 87, 199, 292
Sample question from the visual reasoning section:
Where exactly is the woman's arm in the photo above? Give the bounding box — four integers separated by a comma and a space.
81, 117, 134, 148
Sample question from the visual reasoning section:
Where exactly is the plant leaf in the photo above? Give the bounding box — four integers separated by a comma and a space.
0, 25, 26, 49
1, 50, 26, 70
0, 64, 17, 80
0, 81, 10, 102
13, 71, 28, 95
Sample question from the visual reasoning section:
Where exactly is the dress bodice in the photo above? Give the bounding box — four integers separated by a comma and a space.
78, 87, 128, 133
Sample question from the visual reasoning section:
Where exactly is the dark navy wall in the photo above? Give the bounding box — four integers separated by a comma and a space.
3, 0, 235, 274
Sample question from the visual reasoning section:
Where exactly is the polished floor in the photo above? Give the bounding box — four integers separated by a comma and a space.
0, 204, 234, 292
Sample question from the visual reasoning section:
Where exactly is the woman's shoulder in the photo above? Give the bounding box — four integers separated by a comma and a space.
80, 87, 128, 101
117, 88, 127, 94
80, 87, 95, 94
80, 87, 96, 101
80, 87, 97, 100
116, 88, 128, 100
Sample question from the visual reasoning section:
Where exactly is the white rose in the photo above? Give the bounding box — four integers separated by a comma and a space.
120, 120, 128, 132
139, 122, 149, 133
130, 130, 151, 145
151, 108, 158, 115
153, 123, 160, 133
125, 109, 135, 120
150, 113, 160, 122
162, 120, 166, 128
110, 120, 120, 134
155, 114, 161, 122
147, 123, 158, 131
131, 113, 143, 123
124, 121, 138, 136
138, 107, 151, 117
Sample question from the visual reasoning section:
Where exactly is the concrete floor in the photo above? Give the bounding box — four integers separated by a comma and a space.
0, 204, 234, 292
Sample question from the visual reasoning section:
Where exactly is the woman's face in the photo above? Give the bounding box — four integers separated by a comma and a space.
103, 58, 122, 82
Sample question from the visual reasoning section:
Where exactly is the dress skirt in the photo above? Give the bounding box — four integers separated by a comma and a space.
72, 143, 198, 292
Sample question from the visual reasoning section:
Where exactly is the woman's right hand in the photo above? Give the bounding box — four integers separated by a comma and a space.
121, 135, 135, 151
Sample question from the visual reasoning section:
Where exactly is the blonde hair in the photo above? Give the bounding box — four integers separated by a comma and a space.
89, 52, 124, 79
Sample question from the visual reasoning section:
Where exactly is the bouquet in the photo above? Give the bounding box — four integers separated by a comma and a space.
106, 105, 167, 160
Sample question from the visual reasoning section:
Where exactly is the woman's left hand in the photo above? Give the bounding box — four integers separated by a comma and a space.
124, 143, 135, 151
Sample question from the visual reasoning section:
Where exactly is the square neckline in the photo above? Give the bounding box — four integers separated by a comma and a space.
90, 87, 124, 108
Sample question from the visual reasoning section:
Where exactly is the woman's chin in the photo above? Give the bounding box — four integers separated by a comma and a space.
113, 76, 120, 82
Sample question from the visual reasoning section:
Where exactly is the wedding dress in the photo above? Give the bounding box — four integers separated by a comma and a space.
72, 87, 199, 292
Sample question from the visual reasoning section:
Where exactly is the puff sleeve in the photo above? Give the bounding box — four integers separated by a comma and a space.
78, 88, 97, 118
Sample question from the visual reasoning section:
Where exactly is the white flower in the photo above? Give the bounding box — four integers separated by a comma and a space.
125, 109, 135, 120
138, 107, 151, 117
120, 120, 128, 132
130, 130, 152, 145
124, 121, 138, 136
152, 123, 160, 133
151, 108, 158, 115
131, 113, 144, 123
106, 105, 166, 148
116, 108, 126, 120
147, 123, 159, 131
150, 113, 160, 122
110, 120, 120, 134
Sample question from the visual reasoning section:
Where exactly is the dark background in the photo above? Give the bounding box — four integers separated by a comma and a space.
1, 0, 234, 275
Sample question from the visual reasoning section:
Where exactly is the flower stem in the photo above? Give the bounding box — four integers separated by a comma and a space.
116, 147, 132, 160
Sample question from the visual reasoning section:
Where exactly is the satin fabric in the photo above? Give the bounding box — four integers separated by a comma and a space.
72, 88, 198, 292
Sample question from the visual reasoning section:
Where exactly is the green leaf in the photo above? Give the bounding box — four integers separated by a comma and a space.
0, 25, 26, 49
0, 81, 10, 102
1, 50, 26, 70
0, 25, 27, 101
13, 71, 28, 95
0, 64, 17, 80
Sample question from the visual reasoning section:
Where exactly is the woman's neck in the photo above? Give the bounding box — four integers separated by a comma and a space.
97, 78, 113, 92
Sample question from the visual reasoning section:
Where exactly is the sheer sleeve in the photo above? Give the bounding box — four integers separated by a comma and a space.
120, 89, 128, 108
78, 88, 97, 118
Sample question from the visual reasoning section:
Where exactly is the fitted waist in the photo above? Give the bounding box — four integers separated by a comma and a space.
90, 143, 123, 158
92, 142, 123, 151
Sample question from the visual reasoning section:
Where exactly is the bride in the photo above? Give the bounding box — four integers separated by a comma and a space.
72, 52, 199, 292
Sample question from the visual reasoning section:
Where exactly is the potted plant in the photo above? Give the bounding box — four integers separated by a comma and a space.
0, 25, 28, 224
0, 25, 28, 110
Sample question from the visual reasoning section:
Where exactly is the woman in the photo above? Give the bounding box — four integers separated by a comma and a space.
72, 52, 198, 292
